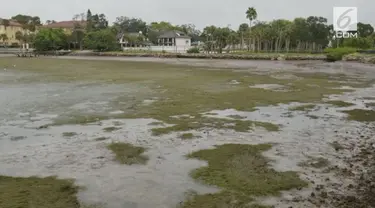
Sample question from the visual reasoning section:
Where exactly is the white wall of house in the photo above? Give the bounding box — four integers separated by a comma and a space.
121, 37, 192, 53
175, 37, 191, 47
123, 45, 192, 53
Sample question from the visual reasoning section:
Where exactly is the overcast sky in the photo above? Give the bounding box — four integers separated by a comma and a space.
2, 0, 373, 30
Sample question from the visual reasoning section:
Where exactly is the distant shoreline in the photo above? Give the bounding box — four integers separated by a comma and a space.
67, 51, 328, 61
1, 51, 374, 64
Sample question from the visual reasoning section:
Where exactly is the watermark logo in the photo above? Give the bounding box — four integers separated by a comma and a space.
333, 7, 358, 38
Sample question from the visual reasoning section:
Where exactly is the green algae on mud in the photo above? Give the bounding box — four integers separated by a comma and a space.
182, 144, 307, 208
148, 121, 164, 126
0, 57, 371, 135
103, 126, 121, 132
289, 104, 317, 112
151, 116, 280, 136
62, 132, 77, 137
94, 137, 109, 141
342, 109, 375, 122
0, 176, 80, 208
180, 133, 195, 140
227, 114, 247, 119
326, 100, 354, 107
107, 142, 148, 165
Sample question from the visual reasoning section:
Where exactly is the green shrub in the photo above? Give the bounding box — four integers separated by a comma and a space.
343, 37, 373, 49
187, 47, 200, 53
324, 47, 357, 62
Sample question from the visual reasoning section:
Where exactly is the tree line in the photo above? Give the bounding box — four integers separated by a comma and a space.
2, 8, 375, 52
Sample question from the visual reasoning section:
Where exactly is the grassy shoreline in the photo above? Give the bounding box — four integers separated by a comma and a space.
66, 50, 374, 63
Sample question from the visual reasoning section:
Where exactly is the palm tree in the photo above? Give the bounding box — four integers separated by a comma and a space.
246, 7, 258, 51
227, 32, 239, 52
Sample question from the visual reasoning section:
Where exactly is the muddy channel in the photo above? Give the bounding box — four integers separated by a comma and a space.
0, 57, 375, 208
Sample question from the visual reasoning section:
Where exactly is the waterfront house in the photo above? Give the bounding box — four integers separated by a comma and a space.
157, 30, 191, 52
0, 18, 26, 46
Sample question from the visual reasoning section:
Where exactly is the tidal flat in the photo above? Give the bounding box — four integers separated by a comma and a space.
1, 56, 375, 208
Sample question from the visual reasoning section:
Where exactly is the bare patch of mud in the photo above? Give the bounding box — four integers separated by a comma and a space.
271, 73, 302, 80
249, 84, 289, 92
228, 79, 241, 85
0, 81, 154, 128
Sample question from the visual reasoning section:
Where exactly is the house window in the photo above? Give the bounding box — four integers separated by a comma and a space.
186, 40, 189, 44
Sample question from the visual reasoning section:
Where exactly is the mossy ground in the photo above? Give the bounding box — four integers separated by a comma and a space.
107, 142, 148, 165
182, 144, 308, 207
0, 176, 80, 208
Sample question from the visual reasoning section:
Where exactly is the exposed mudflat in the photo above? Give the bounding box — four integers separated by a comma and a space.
0, 57, 374, 208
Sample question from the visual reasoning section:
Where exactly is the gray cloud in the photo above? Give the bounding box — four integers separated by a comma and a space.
2, 0, 373, 30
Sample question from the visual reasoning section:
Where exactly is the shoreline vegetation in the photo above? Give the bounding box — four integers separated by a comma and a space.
69, 50, 375, 63
3, 49, 374, 63
68, 50, 327, 60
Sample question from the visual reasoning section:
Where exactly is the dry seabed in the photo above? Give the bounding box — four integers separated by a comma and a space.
0, 86, 374, 208
1, 57, 375, 208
